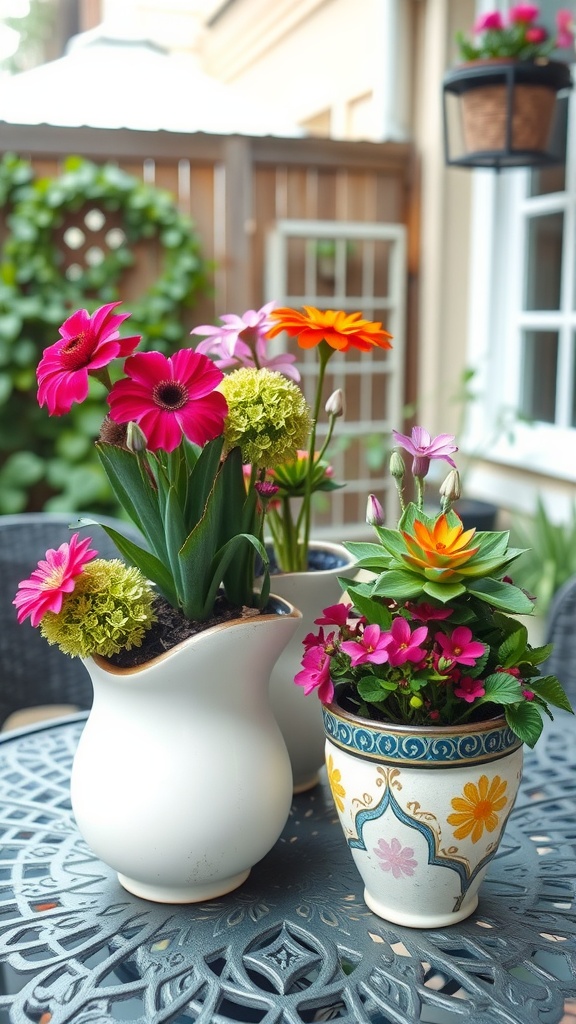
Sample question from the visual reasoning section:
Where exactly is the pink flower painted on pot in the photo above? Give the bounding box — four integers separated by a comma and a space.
435, 626, 485, 667
340, 624, 392, 667
374, 837, 418, 879
13, 533, 98, 627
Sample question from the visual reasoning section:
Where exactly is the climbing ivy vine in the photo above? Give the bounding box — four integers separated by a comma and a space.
0, 153, 211, 513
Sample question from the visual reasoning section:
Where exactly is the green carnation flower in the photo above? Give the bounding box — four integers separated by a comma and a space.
40, 559, 157, 659
221, 367, 311, 468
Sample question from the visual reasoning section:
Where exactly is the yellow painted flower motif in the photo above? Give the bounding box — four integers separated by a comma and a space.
327, 754, 346, 813
447, 774, 508, 844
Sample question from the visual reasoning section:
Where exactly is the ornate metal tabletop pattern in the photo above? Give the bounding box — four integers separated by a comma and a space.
0, 715, 575, 1024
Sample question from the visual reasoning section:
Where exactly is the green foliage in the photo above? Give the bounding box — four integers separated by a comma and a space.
0, 153, 211, 514
510, 498, 576, 616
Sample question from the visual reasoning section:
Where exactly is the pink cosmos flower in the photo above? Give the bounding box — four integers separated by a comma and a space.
454, 677, 486, 704
295, 644, 334, 703
386, 617, 428, 668
191, 302, 300, 381
508, 4, 539, 24
37, 302, 141, 415
13, 533, 97, 627
341, 624, 392, 667
405, 601, 453, 623
556, 10, 574, 48
374, 837, 418, 878
107, 349, 227, 453
392, 426, 458, 479
474, 11, 504, 32
435, 626, 485, 667
315, 603, 352, 627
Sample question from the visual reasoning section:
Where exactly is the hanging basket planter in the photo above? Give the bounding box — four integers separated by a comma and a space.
442, 59, 573, 170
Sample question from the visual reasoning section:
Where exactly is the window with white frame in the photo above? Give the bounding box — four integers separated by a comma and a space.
466, 71, 576, 494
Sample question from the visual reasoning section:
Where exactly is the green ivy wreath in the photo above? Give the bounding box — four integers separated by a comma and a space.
0, 153, 211, 513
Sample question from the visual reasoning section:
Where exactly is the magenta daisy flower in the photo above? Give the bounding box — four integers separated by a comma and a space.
454, 677, 486, 704
107, 349, 228, 453
386, 617, 428, 668
13, 533, 98, 627
191, 302, 300, 381
37, 302, 141, 415
341, 624, 392, 667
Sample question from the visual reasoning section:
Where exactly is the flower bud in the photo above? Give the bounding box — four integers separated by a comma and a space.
389, 450, 405, 480
439, 469, 461, 503
126, 421, 148, 453
325, 388, 345, 418
409, 695, 424, 709
366, 494, 384, 527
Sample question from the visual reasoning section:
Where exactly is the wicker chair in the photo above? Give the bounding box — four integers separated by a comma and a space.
0, 512, 145, 730
543, 574, 576, 703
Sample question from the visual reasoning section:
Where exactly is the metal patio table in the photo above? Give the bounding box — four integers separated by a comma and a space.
0, 713, 575, 1024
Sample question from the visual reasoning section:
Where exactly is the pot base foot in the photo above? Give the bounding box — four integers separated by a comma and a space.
293, 772, 321, 795
363, 888, 479, 929
117, 869, 251, 904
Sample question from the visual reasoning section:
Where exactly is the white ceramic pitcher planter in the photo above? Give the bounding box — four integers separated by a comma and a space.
323, 701, 523, 929
264, 541, 354, 793
71, 596, 301, 904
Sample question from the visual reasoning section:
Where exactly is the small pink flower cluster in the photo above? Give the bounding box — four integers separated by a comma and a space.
458, 5, 573, 61
296, 601, 496, 724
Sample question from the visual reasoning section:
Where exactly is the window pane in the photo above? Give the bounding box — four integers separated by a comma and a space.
521, 330, 558, 423
572, 333, 576, 428
525, 213, 563, 310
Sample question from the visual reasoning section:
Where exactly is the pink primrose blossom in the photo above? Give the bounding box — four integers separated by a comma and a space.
508, 4, 539, 24
386, 617, 428, 668
13, 533, 98, 627
435, 626, 485, 667
315, 603, 352, 628
496, 666, 521, 678
374, 837, 418, 878
405, 601, 453, 623
474, 10, 505, 32
454, 677, 486, 704
191, 302, 300, 381
295, 644, 334, 703
107, 349, 227, 453
522, 689, 535, 701
37, 302, 141, 415
392, 426, 458, 479
340, 623, 392, 667
556, 9, 574, 47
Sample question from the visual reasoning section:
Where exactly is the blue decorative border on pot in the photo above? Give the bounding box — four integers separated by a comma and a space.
322, 706, 521, 768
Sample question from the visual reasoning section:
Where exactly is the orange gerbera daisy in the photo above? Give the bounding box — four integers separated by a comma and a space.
268, 306, 393, 353
402, 515, 479, 571
447, 774, 508, 844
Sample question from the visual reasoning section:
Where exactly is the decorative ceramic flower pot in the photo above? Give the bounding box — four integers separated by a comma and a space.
70, 596, 301, 904
264, 541, 355, 793
323, 700, 523, 929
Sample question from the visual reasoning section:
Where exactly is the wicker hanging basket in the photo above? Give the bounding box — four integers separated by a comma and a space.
443, 59, 573, 169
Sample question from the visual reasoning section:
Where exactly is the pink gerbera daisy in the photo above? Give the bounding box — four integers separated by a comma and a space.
37, 302, 141, 415
13, 533, 98, 627
107, 349, 228, 453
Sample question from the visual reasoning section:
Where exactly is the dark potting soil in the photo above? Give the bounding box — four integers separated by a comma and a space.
107, 594, 260, 669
